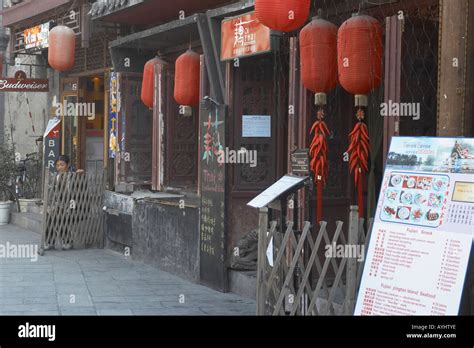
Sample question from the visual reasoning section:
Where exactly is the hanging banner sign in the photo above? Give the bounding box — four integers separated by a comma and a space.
43, 118, 61, 173
109, 72, 119, 158
24, 22, 50, 50
221, 11, 271, 61
355, 137, 474, 315
0, 71, 48, 92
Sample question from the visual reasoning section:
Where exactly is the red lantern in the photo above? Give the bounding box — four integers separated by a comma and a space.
255, 0, 311, 32
338, 14, 383, 218
48, 25, 76, 71
300, 17, 338, 94
141, 56, 166, 109
300, 15, 338, 223
337, 14, 383, 96
174, 49, 200, 107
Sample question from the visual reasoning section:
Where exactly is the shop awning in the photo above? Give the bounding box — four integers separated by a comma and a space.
92, 0, 232, 26
109, 14, 200, 51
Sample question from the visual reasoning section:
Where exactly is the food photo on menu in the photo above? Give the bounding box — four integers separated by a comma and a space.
382, 172, 448, 228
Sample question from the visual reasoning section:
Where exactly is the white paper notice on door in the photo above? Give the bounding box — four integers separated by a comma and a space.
355, 136, 474, 316
242, 115, 271, 138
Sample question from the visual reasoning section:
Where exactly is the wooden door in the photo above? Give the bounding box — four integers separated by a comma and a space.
116, 73, 153, 186
59, 77, 85, 170
227, 55, 286, 252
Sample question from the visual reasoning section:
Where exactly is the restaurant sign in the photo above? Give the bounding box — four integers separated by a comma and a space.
221, 11, 271, 61
0, 71, 49, 92
355, 137, 474, 315
24, 22, 50, 50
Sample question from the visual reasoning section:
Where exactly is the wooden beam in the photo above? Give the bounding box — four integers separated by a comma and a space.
437, 0, 472, 136
383, 15, 402, 165
196, 13, 225, 104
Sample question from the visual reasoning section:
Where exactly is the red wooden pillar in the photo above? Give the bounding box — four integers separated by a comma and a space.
383, 15, 403, 166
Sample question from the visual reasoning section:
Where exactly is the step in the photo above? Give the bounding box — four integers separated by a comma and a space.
15, 199, 43, 214
26, 204, 43, 215
10, 212, 43, 234
229, 270, 257, 300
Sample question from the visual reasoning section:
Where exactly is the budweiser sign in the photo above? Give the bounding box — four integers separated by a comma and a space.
0, 71, 49, 92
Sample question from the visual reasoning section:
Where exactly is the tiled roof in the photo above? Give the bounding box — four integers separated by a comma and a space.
89, 0, 130, 17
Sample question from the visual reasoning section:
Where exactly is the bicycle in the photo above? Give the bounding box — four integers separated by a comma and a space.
15, 152, 42, 199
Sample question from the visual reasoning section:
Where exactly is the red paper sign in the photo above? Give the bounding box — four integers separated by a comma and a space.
221, 11, 271, 61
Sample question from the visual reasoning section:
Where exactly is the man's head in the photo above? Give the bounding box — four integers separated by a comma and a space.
55, 155, 70, 173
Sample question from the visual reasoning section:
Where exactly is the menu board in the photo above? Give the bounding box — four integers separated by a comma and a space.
199, 104, 228, 292
355, 137, 474, 315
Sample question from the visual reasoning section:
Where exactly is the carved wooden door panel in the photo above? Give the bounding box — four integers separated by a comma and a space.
228, 55, 284, 253
164, 68, 198, 188
117, 73, 153, 185
231, 57, 277, 190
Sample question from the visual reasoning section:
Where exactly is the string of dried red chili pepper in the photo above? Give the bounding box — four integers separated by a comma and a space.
347, 108, 370, 218
309, 108, 330, 223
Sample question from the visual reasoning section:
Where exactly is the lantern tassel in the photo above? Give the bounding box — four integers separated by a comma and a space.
347, 108, 370, 218
317, 178, 323, 224
310, 108, 330, 224
357, 170, 364, 218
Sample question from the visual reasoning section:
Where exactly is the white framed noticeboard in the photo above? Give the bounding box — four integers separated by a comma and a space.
355, 137, 474, 315
242, 115, 271, 138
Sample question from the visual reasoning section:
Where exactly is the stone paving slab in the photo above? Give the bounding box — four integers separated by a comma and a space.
0, 224, 256, 316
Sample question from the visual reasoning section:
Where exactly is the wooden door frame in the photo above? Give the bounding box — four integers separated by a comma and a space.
59, 76, 86, 170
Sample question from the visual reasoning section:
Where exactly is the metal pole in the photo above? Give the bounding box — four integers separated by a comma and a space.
0, 0, 9, 144
256, 207, 269, 315
38, 170, 50, 256
345, 205, 359, 315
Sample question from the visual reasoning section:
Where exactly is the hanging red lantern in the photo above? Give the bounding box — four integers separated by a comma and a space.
338, 14, 383, 218
338, 14, 383, 95
141, 56, 166, 109
255, 0, 311, 32
174, 49, 200, 107
300, 17, 338, 95
48, 25, 76, 71
300, 15, 338, 223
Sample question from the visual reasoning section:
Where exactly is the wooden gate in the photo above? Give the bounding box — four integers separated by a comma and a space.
39, 171, 105, 254
256, 206, 374, 315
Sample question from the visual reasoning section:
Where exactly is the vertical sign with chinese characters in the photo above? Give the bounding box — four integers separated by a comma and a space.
109, 72, 119, 158
355, 137, 474, 315
200, 104, 227, 291
221, 11, 271, 61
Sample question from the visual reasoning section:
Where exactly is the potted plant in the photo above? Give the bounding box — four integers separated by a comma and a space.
0, 139, 18, 225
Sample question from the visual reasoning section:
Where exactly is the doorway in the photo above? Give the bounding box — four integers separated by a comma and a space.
59, 75, 105, 175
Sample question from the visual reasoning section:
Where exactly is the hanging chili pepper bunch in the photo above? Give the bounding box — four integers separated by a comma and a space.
203, 114, 213, 163
310, 108, 331, 223
347, 108, 370, 187
310, 109, 330, 185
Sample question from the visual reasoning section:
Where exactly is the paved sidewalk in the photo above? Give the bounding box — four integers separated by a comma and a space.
0, 224, 256, 315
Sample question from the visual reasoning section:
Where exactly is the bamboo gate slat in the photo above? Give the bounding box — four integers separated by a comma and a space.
39, 171, 106, 255
256, 206, 374, 315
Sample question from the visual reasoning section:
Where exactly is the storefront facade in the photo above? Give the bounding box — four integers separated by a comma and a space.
3, 0, 117, 172
4, 0, 473, 305
98, 0, 474, 303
